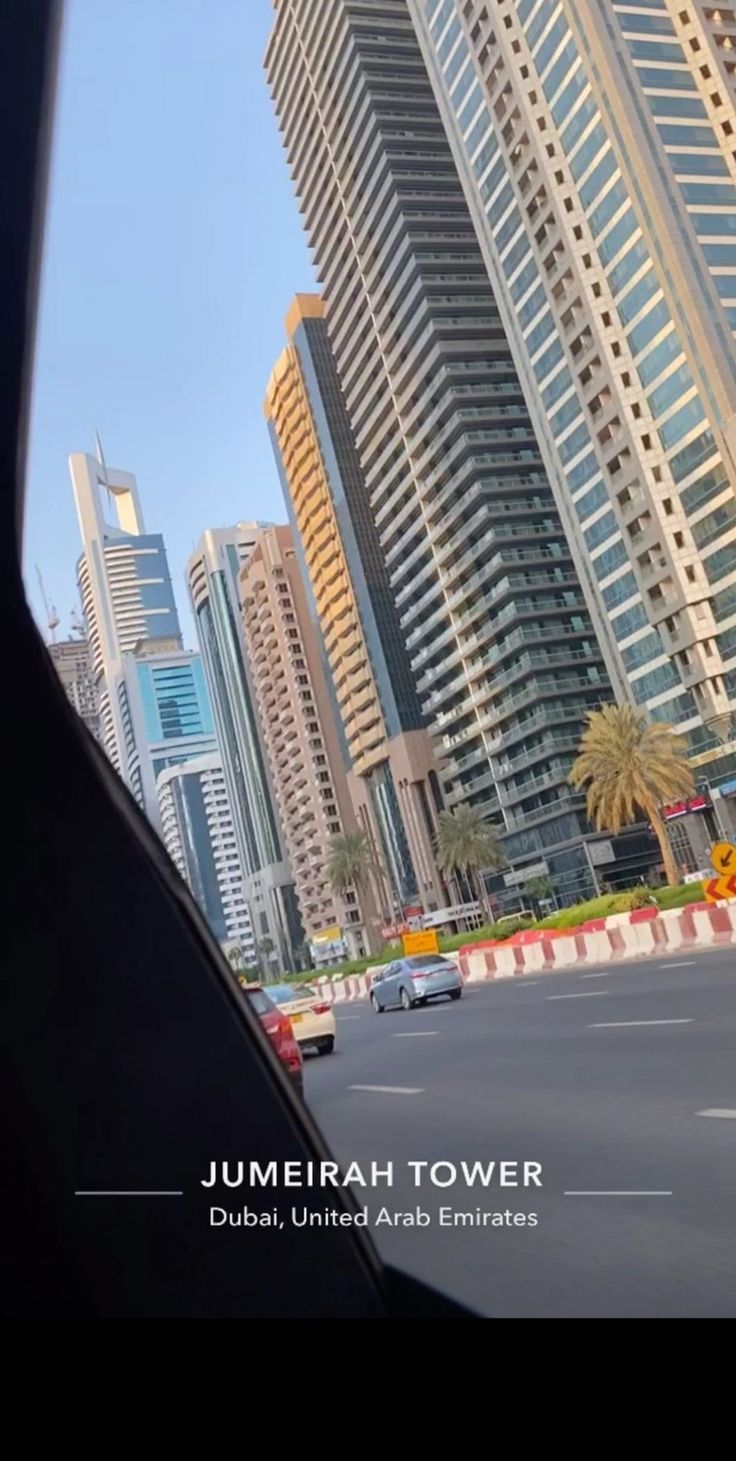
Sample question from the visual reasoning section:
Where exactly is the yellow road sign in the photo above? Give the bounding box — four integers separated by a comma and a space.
710, 841, 736, 876
705, 874, 736, 903
402, 929, 440, 956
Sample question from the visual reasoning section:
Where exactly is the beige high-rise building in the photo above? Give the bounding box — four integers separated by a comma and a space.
410, 0, 736, 810
264, 294, 449, 922
48, 635, 100, 742
240, 524, 380, 961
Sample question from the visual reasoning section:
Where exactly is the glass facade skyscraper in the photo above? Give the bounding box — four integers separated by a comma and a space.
410, 0, 736, 803
70, 445, 182, 770
187, 525, 303, 969
113, 647, 218, 819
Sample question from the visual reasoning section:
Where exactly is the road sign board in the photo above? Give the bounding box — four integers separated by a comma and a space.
588, 839, 614, 866
402, 929, 440, 957
704, 875, 736, 903
504, 860, 548, 888
710, 841, 736, 876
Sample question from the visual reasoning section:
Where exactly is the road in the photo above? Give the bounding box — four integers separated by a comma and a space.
304, 947, 736, 1317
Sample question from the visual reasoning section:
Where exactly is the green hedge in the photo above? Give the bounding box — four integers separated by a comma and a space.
653, 881, 705, 909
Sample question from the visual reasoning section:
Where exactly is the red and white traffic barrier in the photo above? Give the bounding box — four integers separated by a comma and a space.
309, 903, 736, 1002
458, 900, 736, 983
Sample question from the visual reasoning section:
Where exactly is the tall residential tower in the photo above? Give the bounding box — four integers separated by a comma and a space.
240, 523, 380, 960
264, 294, 447, 916
157, 752, 255, 960
411, 0, 736, 795
266, 1, 621, 898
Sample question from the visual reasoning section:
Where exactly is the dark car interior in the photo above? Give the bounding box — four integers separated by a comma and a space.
1, 0, 473, 1319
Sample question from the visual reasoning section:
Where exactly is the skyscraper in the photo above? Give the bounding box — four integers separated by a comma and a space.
240, 523, 380, 961
187, 525, 303, 969
264, 294, 447, 916
48, 635, 101, 742
70, 444, 253, 945
157, 752, 254, 959
266, 2, 624, 898
410, 0, 736, 801
69, 444, 182, 770
111, 643, 217, 826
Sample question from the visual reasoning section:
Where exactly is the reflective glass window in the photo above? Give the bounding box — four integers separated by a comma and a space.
598, 208, 637, 266
669, 427, 716, 483
631, 661, 681, 702
627, 297, 671, 356
636, 68, 696, 91
646, 93, 706, 118
659, 396, 704, 451
636, 328, 682, 387
647, 361, 692, 418
602, 569, 637, 610
583, 509, 617, 551
608, 236, 649, 295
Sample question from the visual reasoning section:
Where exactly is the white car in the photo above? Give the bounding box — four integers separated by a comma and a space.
264, 982, 336, 1055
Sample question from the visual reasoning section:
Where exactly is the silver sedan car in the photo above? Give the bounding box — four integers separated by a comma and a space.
369, 955, 463, 1012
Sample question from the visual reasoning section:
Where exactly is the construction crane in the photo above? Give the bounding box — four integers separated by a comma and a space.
35, 566, 59, 643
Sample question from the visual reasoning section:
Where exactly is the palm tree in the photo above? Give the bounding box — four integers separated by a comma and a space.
435, 805, 505, 915
327, 828, 389, 909
257, 935, 276, 981
569, 704, 694, 888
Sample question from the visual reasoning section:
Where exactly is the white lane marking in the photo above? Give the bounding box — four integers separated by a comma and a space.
697, 1109, 736, 1120
348, 1084, 424, 1095
580, 972, 609, 979
660, 960, 695, 968
391, 1031, 438, 1038
515, 980, 540, 986
564, 1190, 672, 1197
335, 1015, 362, 1021
590, 1018, 693, 1029
548, 991, 608, 1000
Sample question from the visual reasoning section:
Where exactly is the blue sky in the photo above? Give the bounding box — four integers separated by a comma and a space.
24, 0, 314, 648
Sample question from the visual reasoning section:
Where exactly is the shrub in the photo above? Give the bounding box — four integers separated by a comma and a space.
628, 887, 655, 910
654, 881, 705, 909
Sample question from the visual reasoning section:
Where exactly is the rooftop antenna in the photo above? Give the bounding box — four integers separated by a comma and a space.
35, 566, 59, 643
94, 429, 107, 473
95, 429, 115, 516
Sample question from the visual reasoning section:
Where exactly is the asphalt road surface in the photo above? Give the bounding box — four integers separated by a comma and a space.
305, 947, 736, 1318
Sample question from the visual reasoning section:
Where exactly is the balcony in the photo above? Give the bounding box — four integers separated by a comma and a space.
504, 790, 581, 830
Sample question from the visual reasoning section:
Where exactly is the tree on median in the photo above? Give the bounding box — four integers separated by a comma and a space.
568, 703, 694, 888
435, 804, 505, 916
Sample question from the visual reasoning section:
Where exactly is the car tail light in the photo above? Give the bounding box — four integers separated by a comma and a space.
311, 1003, 331, 1014
410, 971, 427, 980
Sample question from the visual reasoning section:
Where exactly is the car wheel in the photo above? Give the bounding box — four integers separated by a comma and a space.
370, 992, 383, 1013
450, 989, 462, 1001
400, 986, 413, 1011
320, 1036, 335, 1054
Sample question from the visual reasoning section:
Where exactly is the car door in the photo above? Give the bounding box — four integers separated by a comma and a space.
380, 961, 402, 1009
376, 964, 394, 1011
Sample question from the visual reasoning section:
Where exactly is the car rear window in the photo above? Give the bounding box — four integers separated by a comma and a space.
268, 983, 317, 1002
404, 956, 449, 970
242, 988, 273, 1017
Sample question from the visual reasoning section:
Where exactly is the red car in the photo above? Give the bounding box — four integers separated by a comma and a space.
239, 981, 304, 1096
